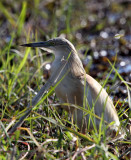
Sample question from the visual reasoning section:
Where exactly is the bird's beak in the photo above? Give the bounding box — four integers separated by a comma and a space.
21, 40, 54, 53
21, 41, 50, 48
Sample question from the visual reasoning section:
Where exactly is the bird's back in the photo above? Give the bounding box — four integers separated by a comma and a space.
83, 74, 120, 129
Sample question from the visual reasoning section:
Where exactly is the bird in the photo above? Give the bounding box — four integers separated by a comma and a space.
21, 37, 120, 134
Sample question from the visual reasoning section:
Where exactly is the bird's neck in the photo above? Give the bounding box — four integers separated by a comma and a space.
51, 50, 85, 78
68, 52, 85, 77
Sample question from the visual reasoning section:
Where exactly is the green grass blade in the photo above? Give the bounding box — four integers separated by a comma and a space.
7, 48, 30, 97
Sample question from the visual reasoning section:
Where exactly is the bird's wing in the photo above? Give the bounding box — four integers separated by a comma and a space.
81, 74, 120, 127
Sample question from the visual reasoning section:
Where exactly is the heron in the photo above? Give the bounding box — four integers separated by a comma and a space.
9, 37, 120, 135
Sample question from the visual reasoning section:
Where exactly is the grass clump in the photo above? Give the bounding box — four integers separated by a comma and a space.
0, 0, 130, 159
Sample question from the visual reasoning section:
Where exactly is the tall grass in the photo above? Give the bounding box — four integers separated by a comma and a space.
0, 0, 130, 159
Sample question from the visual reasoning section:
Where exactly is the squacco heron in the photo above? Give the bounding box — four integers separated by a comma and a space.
9, 37, 120, 134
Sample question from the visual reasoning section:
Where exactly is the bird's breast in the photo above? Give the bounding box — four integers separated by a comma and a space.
55, 75, 84, 107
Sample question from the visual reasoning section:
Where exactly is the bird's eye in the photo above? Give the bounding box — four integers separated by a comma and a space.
51, 40, 56, 46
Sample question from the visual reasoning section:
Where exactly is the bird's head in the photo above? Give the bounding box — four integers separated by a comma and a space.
21, 37, 76, 58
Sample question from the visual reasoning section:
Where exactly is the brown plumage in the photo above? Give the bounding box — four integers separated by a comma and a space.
21, 37, 120, 133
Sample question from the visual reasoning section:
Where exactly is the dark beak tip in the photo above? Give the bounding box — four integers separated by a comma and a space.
20, 44, 30, 47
